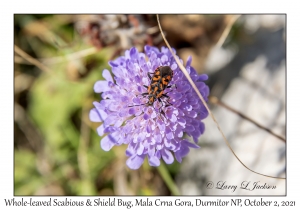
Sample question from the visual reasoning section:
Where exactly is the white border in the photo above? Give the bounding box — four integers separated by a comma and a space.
1, 0, 298, 209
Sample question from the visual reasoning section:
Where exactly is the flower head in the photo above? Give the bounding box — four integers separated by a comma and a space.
90, 46, 209, 169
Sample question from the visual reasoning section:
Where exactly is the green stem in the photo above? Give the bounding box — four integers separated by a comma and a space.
157, 163, 180, 195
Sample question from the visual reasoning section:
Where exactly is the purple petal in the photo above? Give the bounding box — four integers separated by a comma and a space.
156, 118, 165, 132
148, 155, 160, 167
93, 108, 108, 122
107, 132, 120, 144
97, 124, 104, 136
186, 56, 192, 67
170, 92, 182, 100
199, 121, 205, 134
176, 145, 189, 159
146, 123, 151, 133
112, 66, 124, 78
103, 126, 117, 133
126, 154, 145, 170
144, 45, 159, 57
143, 113, 150, 120
118, 110, 127, 118
199, 107, 209, 119
161, 55, 168, 63
137, 85, 143, 93
126, 60, 136, 74
150, 53, 159, 69
169, 114, 177, 122
171, 139, 180, 150
134, 75, 141, 83
150, 109, 157, 118
196, 82, 206, 90
175, 130, 183, 138
182, 139, 200, 149
130, 47, 139, 60
94, 81, 110, 93
165, 108, 173, 119
191, 129, 201, 143
132, 97, 141, 104
185, 104, 193, 111
104, 115, 117, 126
108, 60, 118, 67
155, 150, 162, 159
100, 135, 115, 151
164, 139, 175, 149
177, 82, 190, 93
175, 152, 182, 163
102, 69, 113, 82
197, 74, 209, 81
128, 108, 136, 115
177, 118, 186, 127
185, 110, 197, 118
154, 131, 162, 143
185, 124, 195, 132
133, 134, 138, 143
138, 54, 146, 66
148, 145, 155, 157
166, 126, 174, 140
171, 63, 177, 70
136, 142, 144, 155
89, 108, 102, 122
161, 149, 174, 164
137, 132, 147, 142
125, 50, 131, 59
156, 143, 163, 150
126, 142, 136, 156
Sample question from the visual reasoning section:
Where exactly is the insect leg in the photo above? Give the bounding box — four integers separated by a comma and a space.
160, 94, 173, 106
148, 72, 155, 80
162, 94, 170, 99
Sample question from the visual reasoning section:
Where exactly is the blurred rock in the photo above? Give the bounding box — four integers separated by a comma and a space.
176, 15, 286, 195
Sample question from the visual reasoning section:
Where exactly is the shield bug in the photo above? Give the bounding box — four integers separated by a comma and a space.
129, 66, 175, 109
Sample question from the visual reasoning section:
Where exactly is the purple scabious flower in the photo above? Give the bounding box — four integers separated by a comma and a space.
90, 46, 209, 170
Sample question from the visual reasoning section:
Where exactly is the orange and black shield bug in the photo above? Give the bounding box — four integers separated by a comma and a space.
129, 66, 175, 109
